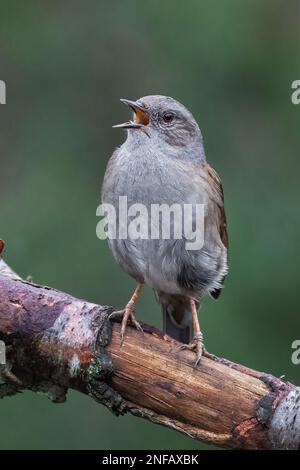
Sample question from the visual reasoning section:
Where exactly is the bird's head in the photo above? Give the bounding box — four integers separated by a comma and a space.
113, 95, 204, 151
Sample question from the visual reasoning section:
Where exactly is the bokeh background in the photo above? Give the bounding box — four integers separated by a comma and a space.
1, 0, 300, 450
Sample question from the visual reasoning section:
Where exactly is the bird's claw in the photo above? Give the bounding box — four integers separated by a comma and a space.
179, 332, 204, 368
109, 310, 125, 322
109, 306, 143, 345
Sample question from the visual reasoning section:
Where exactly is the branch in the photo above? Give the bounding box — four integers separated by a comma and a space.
0, 240, 299, 450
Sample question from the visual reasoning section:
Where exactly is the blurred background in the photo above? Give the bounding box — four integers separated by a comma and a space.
1, 0, 300, 450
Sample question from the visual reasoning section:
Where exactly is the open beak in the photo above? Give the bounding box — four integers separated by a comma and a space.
112, 98, 150, 129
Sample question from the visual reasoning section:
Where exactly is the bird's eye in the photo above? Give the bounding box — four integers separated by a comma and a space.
162, 112, 175, 124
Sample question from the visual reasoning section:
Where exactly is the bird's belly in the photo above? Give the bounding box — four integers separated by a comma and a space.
109, 235, 226, 298
107, 237, 179, 292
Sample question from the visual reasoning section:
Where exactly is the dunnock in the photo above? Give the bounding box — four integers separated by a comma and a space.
102, 96, 228, 365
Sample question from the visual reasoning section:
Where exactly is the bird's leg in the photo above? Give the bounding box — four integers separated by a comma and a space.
110, 282, 144, 344
179, 299, 204, 367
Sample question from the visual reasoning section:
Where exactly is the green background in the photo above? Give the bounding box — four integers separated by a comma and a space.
0, 0, 300, 450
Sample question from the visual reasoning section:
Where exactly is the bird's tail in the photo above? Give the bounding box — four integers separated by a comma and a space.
160, 294, 193, 344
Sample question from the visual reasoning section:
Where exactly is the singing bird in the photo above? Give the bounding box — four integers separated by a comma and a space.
102, 96, 228, 365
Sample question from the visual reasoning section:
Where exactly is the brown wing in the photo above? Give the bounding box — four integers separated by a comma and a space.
0, 239, 4, 256
204, 164, 228, 299
206, 164, 228, 249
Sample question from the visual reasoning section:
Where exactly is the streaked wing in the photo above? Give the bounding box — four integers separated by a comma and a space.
202, 164, 228, 298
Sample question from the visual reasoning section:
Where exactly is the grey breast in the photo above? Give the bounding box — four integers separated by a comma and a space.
102, 142, 226, 298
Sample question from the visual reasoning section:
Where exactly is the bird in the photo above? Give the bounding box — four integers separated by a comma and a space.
101, 95, 228, 365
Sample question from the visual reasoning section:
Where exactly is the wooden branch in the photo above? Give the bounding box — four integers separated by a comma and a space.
0, 241, 299, 450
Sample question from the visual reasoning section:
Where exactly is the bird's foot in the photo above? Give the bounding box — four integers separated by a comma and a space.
179, 332, 204, 367
109, 302, 143, 345
202, 347, 218, 361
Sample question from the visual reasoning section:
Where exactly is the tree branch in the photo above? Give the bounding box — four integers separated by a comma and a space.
0, 241, 299, 449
